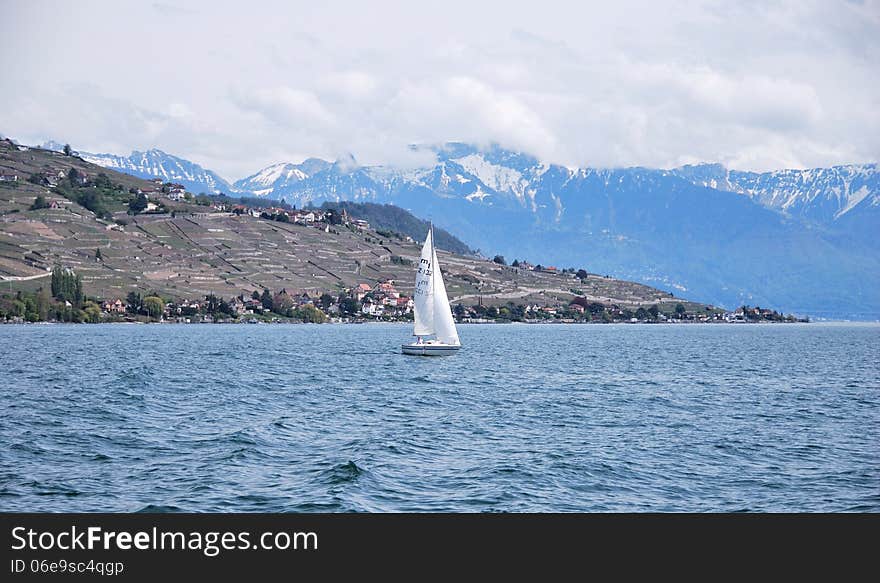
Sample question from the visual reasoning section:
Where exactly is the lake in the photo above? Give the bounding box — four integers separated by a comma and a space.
0, 322, 877, 512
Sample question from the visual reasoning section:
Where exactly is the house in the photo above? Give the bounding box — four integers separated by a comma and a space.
228, 297, 247, 316
42, 170, 65, 187
353, 219, 370, 230
167, 183, 187, 200
353, 283, 372, 301
543, 266, 558, 274
102, 299, 125, 313
375, 281, 398, 298
0, 171, 18, 182
145, 201, 160, 212
569, 303, 585, 313
361, 298, 384, 316
298, 292, 314, 305
293, 211, 316, 224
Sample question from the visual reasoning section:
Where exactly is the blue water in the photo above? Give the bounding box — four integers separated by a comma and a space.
1, 323, 877, 512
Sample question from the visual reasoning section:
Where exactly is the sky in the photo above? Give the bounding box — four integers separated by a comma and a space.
1, 0, 878, 180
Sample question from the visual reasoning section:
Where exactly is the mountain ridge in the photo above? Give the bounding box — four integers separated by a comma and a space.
18, 138, 880, 319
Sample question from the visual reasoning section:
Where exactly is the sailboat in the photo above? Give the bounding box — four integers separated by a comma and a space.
401, 225, 461, 356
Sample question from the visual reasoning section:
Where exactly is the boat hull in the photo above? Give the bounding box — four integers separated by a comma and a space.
401, 343, 461, 356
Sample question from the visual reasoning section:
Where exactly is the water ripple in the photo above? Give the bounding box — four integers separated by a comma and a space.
0, 322, 878, 512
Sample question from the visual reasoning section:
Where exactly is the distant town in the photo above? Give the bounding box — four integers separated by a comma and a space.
1, 264, 806, 325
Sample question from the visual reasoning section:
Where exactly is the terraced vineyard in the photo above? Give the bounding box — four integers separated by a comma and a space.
0, 139, 709, 312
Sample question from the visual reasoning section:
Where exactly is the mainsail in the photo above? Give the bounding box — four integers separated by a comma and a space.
411, 227, 460, 345
412, 229, 435, 336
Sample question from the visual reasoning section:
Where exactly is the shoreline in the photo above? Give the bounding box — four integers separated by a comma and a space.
0, 319, 851, 327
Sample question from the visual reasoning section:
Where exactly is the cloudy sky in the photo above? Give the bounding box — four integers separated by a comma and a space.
1, 0, 878, 179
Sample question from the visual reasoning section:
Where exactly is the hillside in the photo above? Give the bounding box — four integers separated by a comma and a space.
317, 201, 473, 255
0, 140, 705, 314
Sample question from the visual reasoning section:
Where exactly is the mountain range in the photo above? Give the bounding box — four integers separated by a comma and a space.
37, 140, 880, 319
40, 141, 233, 195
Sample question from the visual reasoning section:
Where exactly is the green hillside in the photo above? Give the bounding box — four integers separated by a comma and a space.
318, 201, 473, 255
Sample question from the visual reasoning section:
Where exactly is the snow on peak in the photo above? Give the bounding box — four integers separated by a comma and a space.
465, 184, 490, 202
454, 153, 528, 201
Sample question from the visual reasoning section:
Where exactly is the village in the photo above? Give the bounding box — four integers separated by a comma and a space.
30, 278, 800, 325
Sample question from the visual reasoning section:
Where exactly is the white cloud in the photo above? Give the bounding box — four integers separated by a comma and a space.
0, 0, 877, 178
232, 87, 336, 129
319, 71, 379, 101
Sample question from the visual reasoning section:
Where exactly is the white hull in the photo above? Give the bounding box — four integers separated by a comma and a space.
401, 342, 461, 356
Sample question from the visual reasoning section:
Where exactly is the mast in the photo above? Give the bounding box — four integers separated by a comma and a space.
429, 221, 435, 326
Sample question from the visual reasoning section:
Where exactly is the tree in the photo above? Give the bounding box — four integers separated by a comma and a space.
337, 295, 360, 316
126, 291, 143, 314
635, 307, 648, 320
647, 305, 659, 319
576, 269, 589, 280
511, 259, 519, 268
272, 290, 295, 315
50, 266, 82, 306
128, 193, 148, 215
318, 293, 334, 310
95, 248, 102, 261
326, 209, 343, 225
587, 302, 605, 314
30, 195, 49, 210
63, 144, 72, 156
75, 190, 109, 218
294, 304, 327, 323
260, 288, 273, 310
67, 167, 80, 183
251, 290, 261, 300
93, 173, 113, 189
35, 287, 51, 321
674, 303, 686, 317
493, 255, 506, 265
82, 301, 102, 323
142, 296, 165, 319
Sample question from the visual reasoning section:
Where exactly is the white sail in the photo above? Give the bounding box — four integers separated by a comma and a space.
412, 229, 435, 336
431, 246, 460, 345
410, 227, 460, 346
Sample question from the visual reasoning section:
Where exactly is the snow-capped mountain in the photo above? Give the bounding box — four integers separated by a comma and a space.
78, 148, 233, 195
233, 144, 878, 318
672, 163, 879, 225
55, 137, 878, 318
233, 158, 330, 199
